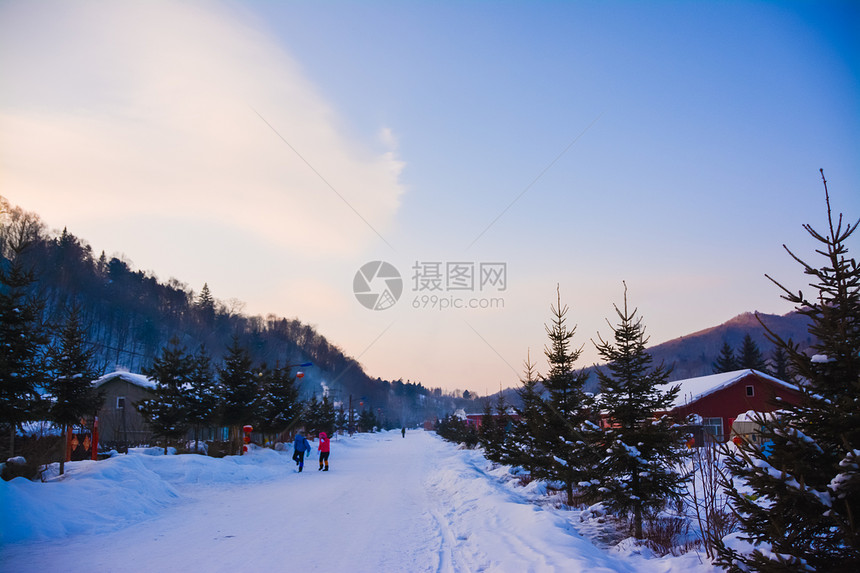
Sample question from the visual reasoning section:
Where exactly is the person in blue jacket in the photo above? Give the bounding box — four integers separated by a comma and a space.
292, 431, 311, 472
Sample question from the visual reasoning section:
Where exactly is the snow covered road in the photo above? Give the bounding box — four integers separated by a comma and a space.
1, 431, 716, 572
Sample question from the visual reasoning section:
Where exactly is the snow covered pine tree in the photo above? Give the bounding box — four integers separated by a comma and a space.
717, 171, 860, 571
534, 287, 600, 508
139, 337, 192, 455
588, 283, 690, 539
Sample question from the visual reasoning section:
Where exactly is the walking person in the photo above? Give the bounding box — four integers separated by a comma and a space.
318, 431, 330, 471
401, 427, 406, 438
293, 431, 310, 472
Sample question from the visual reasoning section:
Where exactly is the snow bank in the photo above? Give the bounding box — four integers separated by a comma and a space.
0, 456, 177, 544
0, 445, 294, 545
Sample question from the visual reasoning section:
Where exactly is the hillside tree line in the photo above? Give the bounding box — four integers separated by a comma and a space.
0, 196, 468, 463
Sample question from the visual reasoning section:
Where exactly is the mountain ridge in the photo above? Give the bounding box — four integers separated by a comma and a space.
497, 310, 815, 403
649, 310, 813, 382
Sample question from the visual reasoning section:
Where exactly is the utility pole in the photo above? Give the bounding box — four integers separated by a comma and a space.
348, 394, 354, 436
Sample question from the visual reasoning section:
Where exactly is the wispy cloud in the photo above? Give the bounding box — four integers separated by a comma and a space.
0, 0, 405, 256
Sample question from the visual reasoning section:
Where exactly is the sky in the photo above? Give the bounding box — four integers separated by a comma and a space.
1, 0, 858, 394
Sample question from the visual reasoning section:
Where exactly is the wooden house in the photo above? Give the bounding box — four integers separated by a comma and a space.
92, 371, 156, 447
598, 369, 804, 442
658, 369, 804, 441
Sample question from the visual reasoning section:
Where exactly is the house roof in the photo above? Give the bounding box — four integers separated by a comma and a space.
92, 370, 156, 391
658, 369, 799, 410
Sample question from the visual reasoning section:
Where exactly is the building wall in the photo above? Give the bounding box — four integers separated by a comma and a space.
95, 379, 155, 445
671, 373, 804, 440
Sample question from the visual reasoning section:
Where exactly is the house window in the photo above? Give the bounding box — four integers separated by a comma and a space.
703, 417, 723, 440
116, 396, 126, 410
746, 385, 754, 397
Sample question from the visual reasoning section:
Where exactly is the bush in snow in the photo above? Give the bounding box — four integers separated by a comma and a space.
435, 414, 478, 448
684, 433, 737, 560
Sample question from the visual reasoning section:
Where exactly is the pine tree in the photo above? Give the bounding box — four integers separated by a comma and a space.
358, 408, 379, 433
46, 305, 102, 474
196, 283, 215, 323
0, 259, 47, 457
139, 337, 192, 454
218, 334, 257, 453
336, 401, 347, 435
0, 201, 47, 457
737, 333, 767, 371
96, 251, 108, 275
713, 341, 739, 373
255, 363, 300, 442
533, 286, 600, 507
303, 394, 322, 435
185, 345, 219, 452
590, 283, 690, 538
493, 391, 514, 459
478, 398, 501, 460
767, 345, 791, 382
318, 395, 336, 437
717, 172, 860, 571
500, 350, 547, 471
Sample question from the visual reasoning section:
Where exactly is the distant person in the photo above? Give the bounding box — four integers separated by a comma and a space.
401, 427, 406, 438
293, 431, 310, 472
318, 431, 330, 471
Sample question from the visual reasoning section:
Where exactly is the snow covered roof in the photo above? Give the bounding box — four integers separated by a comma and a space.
92, 370, 156, 390
659, 369, 798, 410
733, 409, 778, 423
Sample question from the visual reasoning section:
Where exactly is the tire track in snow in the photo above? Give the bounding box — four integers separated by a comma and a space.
428, 505, 457, 573
421, 434, 642, 573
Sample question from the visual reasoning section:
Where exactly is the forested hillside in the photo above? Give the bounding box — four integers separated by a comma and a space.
0, 197, 474, 431
645, 311, 814, 381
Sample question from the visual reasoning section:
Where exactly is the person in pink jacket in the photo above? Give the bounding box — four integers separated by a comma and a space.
318, 431, 330, 471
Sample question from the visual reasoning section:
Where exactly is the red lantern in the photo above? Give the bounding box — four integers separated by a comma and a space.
92, 416, 99, 461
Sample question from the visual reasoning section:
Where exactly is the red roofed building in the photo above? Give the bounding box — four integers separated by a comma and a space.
599, 369, 805, 442
660, 369, 804, 441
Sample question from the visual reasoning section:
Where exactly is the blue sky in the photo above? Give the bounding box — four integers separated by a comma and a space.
1, 1, 858, 394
